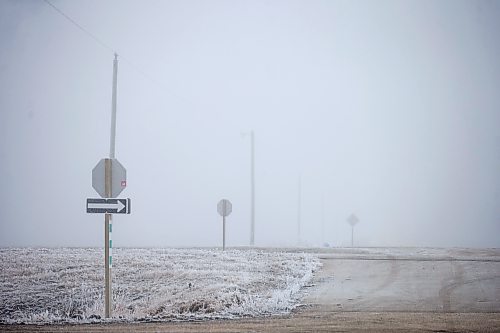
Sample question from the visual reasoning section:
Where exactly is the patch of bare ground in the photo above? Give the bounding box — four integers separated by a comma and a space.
1, 310, 500, 332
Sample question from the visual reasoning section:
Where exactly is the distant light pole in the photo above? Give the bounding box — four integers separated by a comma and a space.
242, 131, 255, 246
321, 193, 325, 246
347, 213, 359, 247
297, 174, 302, 246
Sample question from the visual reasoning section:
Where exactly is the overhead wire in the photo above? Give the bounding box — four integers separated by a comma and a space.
42, 0, 194, 107
43, 0, 115, 54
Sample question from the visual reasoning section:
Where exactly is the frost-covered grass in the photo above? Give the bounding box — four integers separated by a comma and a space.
0, 248, 320, 324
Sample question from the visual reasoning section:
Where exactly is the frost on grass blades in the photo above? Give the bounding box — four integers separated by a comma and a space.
0, 248, 320, 324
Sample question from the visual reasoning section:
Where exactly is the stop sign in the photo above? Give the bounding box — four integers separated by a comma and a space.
347, 214, 359, 226
92, 158, 127, 198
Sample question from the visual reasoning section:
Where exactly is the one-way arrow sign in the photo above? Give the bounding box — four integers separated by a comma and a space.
87, 198, 131, 214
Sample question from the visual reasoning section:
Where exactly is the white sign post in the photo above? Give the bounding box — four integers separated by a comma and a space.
86, 54, 131, 319
347, 213, 359, 247
217, 199, 232, 251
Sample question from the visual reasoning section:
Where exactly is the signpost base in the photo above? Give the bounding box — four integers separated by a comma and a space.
223, 216, 226, 251
104, 214, 112, 318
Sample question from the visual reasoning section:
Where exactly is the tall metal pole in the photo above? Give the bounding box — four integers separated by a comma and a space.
321, 193, 325, 245
297, 175, 301, 245
250, 131, 255, 246
104, 53, 118, 318
110, 53, 118, 159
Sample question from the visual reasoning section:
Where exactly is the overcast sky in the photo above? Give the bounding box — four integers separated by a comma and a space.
1, 0, 499, 248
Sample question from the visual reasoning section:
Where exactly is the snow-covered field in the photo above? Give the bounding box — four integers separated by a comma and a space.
0, 248, 320, 324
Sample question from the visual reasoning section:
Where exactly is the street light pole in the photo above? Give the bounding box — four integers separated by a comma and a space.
242, 131, 255, 246
250, 131, 255, 246
297, 174, 301, 246
321, 193, 325, 246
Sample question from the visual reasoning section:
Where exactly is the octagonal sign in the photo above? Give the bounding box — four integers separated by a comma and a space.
92, 158, 127, 198
347, 213, 359, 227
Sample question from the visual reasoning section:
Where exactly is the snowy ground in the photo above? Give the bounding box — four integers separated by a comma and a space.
0, 248, 320, 324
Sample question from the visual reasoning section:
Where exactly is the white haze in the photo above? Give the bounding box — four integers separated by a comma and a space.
0, 0, 499, 248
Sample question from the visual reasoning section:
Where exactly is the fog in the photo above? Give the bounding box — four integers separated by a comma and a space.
1, 0, 499, 248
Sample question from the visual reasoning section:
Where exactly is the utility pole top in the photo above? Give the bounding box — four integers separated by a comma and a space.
110, 53, 119, 159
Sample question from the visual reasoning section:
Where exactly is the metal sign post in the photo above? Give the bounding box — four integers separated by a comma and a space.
347, 214, 359, 247
217, 199, 232, 251
89, 154, 129, 319
104, 158, 112, 319
87, 54, 131, 319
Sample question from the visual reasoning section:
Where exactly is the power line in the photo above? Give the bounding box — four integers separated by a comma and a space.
43, 0, 156, 87
43, 0, 115, 54
42, 0, 194, 107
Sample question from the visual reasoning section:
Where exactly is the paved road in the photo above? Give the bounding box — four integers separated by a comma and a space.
3, 248, 500, 332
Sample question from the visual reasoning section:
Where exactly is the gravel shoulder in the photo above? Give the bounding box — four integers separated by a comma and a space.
2, 311, 499, 332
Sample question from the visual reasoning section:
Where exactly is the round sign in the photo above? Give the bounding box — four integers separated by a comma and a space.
217, 199, 232, 217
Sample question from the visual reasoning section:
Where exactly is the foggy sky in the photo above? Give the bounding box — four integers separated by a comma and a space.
1, 0, 499, 248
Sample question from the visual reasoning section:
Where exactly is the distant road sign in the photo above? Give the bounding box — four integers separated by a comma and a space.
92, 158, 127, 198
87, 198, 131, 214
217, 199, 232, 217
347, 214, 359, 226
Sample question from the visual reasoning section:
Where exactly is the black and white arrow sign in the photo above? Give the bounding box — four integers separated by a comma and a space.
87, 198, 131, 214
